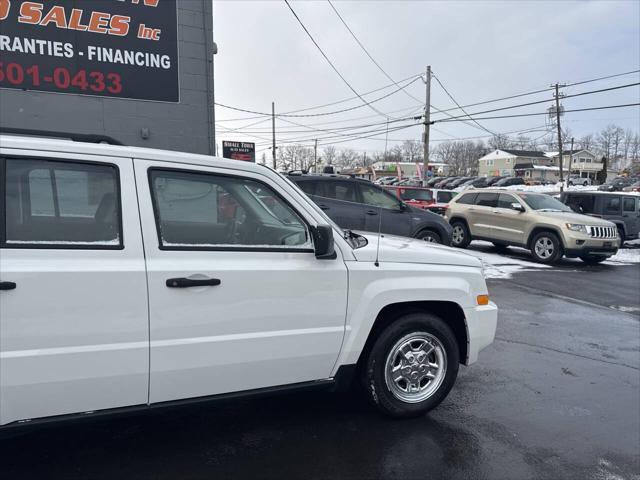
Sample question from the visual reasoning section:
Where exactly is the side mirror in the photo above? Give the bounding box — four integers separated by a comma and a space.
510, 202, 525, 212
310, 225, 336, 260
399, 202, 407, 211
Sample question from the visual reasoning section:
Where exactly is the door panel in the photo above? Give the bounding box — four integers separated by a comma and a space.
134, 161, 348, 404
468, 192, 498, 238
492, 194, 528, 244
0, 154, 148, 426
358, 183, 412, 237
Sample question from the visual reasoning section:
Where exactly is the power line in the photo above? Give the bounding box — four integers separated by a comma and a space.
326, 0, 422, 104
435, 102, 640, 123
566, 69, 640, 88
284, 0, 391, 119
431, 72, 496, 135
431, 82, 640, 122
216, 76, 421, 119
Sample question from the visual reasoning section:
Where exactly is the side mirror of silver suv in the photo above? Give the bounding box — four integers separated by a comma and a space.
511, 203, 525, 212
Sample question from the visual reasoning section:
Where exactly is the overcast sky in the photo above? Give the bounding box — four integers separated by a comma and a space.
213, 0, 640, 158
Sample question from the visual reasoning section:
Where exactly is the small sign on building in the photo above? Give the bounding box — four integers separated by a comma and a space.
222, 141, 255, 162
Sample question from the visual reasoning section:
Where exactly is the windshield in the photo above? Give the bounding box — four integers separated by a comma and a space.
399, 189, 433, 201
517, 193, 572, 212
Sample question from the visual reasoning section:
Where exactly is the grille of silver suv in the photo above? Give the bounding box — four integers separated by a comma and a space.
587, 226, 617, 238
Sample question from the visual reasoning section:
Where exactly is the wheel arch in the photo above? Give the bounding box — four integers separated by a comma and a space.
526, 225, 565, 249
355, 301, 468, 372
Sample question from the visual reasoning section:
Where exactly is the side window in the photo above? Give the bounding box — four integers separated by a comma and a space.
3, 158, 121, 247
497, 194, 517, 209
437, 191, 454, 203
456, 193, 478, 205
359, 183, 401, 209
623, 197, 636, 212
475, 193, 498, 207
604, 196, 621, 214
295, 180, 317, 196
319, 181, 357, 202
149, 170, 311, 249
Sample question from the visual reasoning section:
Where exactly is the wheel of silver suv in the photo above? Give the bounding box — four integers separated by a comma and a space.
530, 231, 562, 264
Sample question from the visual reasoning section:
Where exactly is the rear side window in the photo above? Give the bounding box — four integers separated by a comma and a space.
149, 170, 311, 249
456, 193, 477, 205
293, 179, 317, 196
566, 195, 595, 214
3, 158, 121, 248
604, 197, 621, 214
399, 189, 432, 202
436, 191, 454, 203
623, 197, 636, 212
475, 193, 498, 207
318, 181, 357, 202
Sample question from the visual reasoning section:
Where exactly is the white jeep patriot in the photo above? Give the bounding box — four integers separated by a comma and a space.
0, 133, 497, 425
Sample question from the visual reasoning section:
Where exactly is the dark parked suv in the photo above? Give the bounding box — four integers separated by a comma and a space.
561, 191, 640, 243
288, 174, 453, 245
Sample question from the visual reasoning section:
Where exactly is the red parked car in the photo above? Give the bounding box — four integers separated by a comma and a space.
385, 186, 435, 209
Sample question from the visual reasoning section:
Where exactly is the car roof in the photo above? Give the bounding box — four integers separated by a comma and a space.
0, 134, 266, 175
287, 173, 371, 182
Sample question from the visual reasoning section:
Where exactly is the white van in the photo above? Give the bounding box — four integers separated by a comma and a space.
0, 133, 497, 426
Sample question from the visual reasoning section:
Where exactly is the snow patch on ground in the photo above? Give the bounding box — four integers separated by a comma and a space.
465, 240, 639, 279
604, 248, 640, 265
462, 241, 551, 279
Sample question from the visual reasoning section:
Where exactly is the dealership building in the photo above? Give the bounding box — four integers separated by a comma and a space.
0, 0, 216, 155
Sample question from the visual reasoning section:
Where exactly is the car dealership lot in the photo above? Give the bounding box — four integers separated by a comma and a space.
2, 248, 638, 480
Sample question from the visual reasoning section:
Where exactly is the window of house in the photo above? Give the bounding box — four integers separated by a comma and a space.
486, 159, 494, 166
4, 159, 121, 247
150, 170, 311, 249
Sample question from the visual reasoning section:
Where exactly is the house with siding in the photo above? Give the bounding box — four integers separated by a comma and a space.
477, 149, 549, 177
544, 149, 602, 181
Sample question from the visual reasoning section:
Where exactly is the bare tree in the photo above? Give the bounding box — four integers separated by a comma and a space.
515, 135, 530, 150
335, 148, 359, 169
400, 140, 423, 162
322, 145, 338, 166
488, 134, 512, 150
579, 134, 594, 152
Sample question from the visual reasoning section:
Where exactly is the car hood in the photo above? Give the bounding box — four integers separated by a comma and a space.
352, 232, 482, 268
536, 210, 616, 227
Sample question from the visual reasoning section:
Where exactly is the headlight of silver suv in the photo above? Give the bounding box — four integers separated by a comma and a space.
565, 223, 587, 233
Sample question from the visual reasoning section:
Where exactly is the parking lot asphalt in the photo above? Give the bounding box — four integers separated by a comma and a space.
1, 264, 639, 480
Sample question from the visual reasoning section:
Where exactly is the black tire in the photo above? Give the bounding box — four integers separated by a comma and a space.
362, 313, 459, 418
617, 226, 625, 243
583, 181, 588, 186
530, 231, 563, 264
580, 254, 608, 265
415, 229, 442, 244
450, 220, 471, 248
492, 242, 509, 251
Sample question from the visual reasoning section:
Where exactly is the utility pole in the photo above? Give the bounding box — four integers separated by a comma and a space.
314, 139, 318, 173
570, 136, 574, 180
553, 83, 565, 191
422, 66, 431, 183
271, 101, 277, 169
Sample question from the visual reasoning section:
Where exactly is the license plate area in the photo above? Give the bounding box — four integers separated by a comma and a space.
603, 241, 612, 247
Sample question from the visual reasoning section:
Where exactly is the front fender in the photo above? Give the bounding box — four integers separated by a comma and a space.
333, 261, 486, 371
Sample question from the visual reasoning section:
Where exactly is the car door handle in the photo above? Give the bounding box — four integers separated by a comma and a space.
366, 210, 379, 216
166, 277, 221, 288
492, 210, 502, 214
0, 281, 17, 291
317, 204, 330, 211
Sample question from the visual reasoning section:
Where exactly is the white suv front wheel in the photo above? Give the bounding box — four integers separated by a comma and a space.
362, 313, 459, 417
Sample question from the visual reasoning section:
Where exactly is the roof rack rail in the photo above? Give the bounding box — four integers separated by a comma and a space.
287, 169, 308, 175
0, 128, 124, 146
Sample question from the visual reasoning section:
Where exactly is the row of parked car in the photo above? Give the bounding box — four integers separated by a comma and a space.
377, 175, 527, 190
289, 172, 639, 265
